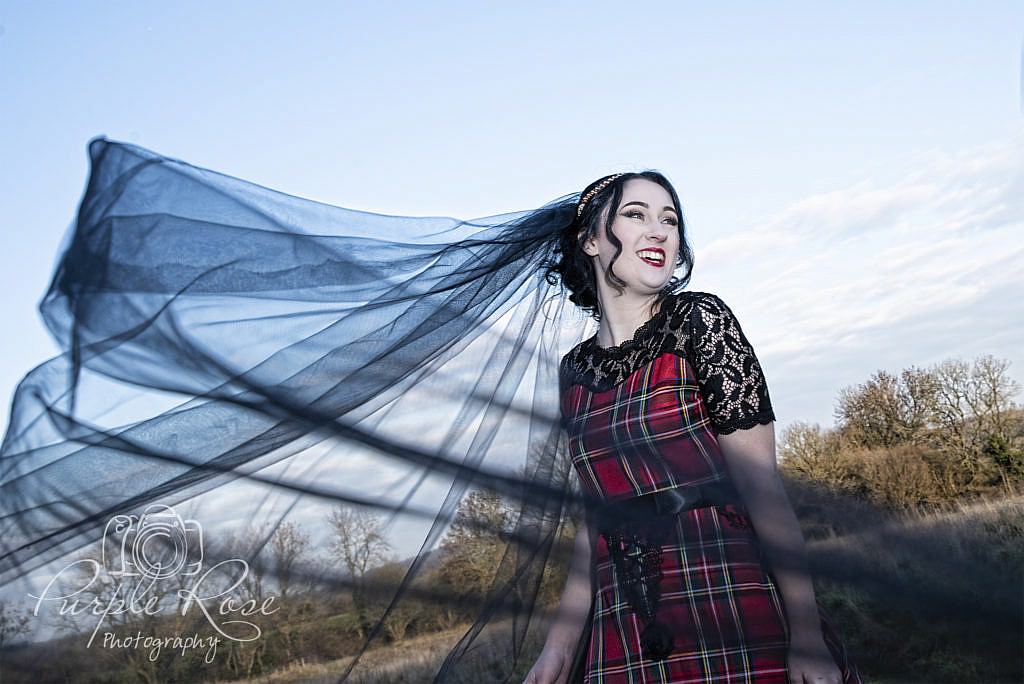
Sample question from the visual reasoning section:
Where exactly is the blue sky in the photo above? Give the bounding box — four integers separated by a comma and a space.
4, 1, 1020, 429
6, 2, 1015, 432
0, 2, 1022, 567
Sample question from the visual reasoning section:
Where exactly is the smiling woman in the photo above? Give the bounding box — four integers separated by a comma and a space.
582, 179, 682, 314
547, 172, 693, 324
527, 172, 863, 684
0, 143, 861, 684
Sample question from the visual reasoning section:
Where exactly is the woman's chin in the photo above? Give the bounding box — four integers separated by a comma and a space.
630, 275, 673, 293
621, 285, 670, 299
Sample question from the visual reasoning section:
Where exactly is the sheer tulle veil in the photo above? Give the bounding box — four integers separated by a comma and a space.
0, 137, 608, 680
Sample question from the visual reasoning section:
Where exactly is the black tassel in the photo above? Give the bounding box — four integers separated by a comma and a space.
640, 621, 674, 660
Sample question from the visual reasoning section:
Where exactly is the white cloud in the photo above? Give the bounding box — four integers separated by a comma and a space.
690, 133, 1024, 429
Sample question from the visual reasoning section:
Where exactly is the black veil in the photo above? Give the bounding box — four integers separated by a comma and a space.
0, 138, 597, 681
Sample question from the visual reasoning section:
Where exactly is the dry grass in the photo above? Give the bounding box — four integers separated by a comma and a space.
214, 626, 468, 684
805, 495, 1023, 683
221, 494, 1023, 684
222, 611, 551, 684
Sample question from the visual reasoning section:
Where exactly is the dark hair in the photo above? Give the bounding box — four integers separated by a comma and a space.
544, 171, 694, 319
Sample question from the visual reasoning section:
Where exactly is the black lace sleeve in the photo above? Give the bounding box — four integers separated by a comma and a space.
686, 293, 776, 434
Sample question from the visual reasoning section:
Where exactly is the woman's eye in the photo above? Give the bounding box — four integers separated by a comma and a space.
663, 217, 679, 226
625, 210, 644, 220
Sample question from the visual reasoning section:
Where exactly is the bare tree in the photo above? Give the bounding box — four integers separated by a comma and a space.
932, 358, 977, 463
271, 520, 311, 602
900, 365, 943, 441
267, 520, 313, 664
834, 366, 939, 449
932, 355, 1022, 470
325, 507, 391, 639
778, 421, 860, 491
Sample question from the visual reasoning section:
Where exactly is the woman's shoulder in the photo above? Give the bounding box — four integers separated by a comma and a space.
673, 289, 729, 311
684, 291, 751, 336
662, 289, 735, 333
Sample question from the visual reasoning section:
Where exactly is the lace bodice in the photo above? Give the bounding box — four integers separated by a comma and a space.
560, 291, 775, 435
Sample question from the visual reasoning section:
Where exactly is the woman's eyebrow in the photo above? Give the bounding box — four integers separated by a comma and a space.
621, 201, 677, 213
621, 201, 649, 209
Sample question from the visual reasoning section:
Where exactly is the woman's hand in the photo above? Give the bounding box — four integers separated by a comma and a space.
787, 635, 842, 684
522, 643, 571, 684
523, 518, 595, 683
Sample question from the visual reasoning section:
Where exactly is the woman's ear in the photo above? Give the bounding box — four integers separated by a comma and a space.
579, 230, 598, 257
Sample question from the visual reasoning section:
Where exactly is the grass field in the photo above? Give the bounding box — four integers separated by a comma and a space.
221, 491, 1023, 684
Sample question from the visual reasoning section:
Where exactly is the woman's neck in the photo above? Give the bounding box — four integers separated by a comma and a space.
595, 292, 662, 348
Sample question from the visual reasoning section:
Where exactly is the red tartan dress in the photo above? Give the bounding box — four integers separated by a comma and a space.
559, 291, 862, 684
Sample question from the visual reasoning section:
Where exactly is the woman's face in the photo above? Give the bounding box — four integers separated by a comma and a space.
582, 178, 680, 298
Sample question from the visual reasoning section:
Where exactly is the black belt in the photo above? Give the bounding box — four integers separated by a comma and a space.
593, 479, 741, 531
593, 480, 743, 661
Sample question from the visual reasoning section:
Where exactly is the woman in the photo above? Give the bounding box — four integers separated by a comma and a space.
0, 141, 857, 682
524, 173, 862, 683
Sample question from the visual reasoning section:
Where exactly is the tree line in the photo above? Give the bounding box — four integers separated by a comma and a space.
779, 353, 1023, 507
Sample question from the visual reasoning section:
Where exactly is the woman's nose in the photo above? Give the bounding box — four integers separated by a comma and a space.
645, 226, 669, 241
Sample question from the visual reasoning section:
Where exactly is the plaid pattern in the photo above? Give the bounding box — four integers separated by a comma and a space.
562, 353, 731, 502
586, 505, 861, 683
561, 351, 863, 683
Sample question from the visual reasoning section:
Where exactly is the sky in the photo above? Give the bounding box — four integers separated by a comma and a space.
0, 0, 1022, 618
2, 2, 1021, 434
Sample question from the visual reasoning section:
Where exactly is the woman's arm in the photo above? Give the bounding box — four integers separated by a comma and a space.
523, 516, 596, 684
718, 422, 842, 684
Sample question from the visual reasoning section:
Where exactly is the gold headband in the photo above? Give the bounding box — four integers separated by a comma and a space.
576, 173, 625, 218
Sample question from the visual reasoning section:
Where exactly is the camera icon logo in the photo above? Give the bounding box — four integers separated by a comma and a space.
101, 504, 204, 579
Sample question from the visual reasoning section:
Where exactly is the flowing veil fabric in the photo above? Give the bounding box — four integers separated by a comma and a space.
0, 138, 596, 681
